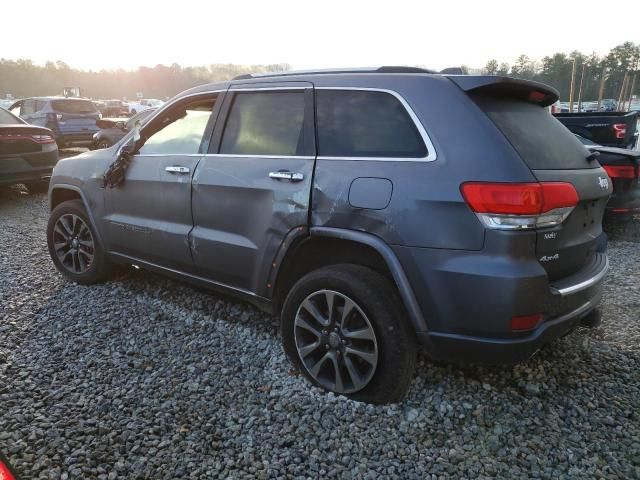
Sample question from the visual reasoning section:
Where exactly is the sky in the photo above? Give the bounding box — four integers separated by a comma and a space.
2, 0, 638, 71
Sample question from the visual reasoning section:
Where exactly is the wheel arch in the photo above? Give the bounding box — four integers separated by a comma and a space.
49, 184, 104, 247
272, 226, 428, 334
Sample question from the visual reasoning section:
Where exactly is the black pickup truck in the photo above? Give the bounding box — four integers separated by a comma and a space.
554, 111, 639, 149
575, 134, 640, 217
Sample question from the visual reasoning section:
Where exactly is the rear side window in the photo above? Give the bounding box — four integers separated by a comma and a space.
220, 91, 305, 156
473, 96, 594, 170
316, 90, 427, 158
51, 100, 98, 114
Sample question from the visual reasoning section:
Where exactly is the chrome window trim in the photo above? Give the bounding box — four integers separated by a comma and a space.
229, 86, 310, 92
315, 87, 437, 162
206, 154, 314, 160
134, 154, 315, 160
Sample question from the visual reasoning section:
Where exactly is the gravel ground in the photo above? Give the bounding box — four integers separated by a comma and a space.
0, 186, 639, 479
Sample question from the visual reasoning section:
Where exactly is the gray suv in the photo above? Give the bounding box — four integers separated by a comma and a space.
46, 68, 611, 403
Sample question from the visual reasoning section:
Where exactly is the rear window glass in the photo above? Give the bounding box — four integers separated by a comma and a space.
473, 95, 594, 170
51, 100, 99, 114
316, 90, 427, 158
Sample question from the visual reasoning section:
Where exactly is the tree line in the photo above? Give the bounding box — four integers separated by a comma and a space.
0, 60, 291, 100
482, 42, 639, 102
1, 41, 638, 103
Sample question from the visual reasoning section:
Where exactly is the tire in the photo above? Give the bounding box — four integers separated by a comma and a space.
281, 264, 417, 404
47, 199, 114, 285
25, 179, 50, 194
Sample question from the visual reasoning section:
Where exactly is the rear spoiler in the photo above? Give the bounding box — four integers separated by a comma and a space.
446, 75, 559, 107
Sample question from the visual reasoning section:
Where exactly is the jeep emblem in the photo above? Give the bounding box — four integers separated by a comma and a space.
598, 177, 609, 189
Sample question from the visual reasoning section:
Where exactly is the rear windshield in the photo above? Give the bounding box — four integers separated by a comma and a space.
51, 100, 99, 114
473, 95, 595, 170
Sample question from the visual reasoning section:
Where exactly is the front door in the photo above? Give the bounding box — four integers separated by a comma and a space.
103, 93, 221, 271
190, 83, 315, 295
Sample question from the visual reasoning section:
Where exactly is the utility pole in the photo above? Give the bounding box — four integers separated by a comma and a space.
576, 63, 586, 112
626, 73, 636, 111
568, 58, 577, 113
597, 68, 606, 111
617, 73, 628, 111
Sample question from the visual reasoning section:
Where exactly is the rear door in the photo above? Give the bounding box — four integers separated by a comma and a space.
474, 95, 612, 280
103, 93, 222, 271
190, 82, 315, 295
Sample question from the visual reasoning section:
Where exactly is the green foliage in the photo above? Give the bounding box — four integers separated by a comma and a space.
484, 42, 640, 101
0, 60, 291, 100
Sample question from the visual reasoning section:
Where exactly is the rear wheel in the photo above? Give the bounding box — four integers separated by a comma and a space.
47, 199, 114, 284
281, 264, 417, 404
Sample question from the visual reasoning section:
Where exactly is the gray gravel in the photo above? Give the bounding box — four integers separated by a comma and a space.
1, 186, 639, 479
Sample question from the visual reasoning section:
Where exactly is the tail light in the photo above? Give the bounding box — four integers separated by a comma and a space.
0, 133, 55, 144
612, 124, 627, 139
30, 134, 55, 144
603, 165, 637, 179
461, 182, 579, 230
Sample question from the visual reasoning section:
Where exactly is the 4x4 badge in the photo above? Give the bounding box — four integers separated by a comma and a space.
598, 177, 609, 189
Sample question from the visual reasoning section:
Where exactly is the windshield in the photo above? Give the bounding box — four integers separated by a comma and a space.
0, 107, 19, 124
51, 99, 99, 114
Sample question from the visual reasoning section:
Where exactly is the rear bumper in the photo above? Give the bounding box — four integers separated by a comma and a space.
0, 149, 58, 185
394, 240, 609, 365
54, 131, 99, 147
606, 183, 640, 214
418, 290, 601, 364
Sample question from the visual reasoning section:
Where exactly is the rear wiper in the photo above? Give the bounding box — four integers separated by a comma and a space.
586, 150, 600, 162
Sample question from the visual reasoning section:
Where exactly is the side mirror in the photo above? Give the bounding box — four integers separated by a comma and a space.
116, 121, 125, 130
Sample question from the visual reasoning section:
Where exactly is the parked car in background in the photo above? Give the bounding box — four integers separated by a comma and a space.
9, 97, 101, 149
128, 98, 163, 115
99, 99, 129, 118
575, 134, 640, 217
92, 108, 157, 149
554, 110, 639, 149
47, 70, 611, 403
0, 106, 58, 192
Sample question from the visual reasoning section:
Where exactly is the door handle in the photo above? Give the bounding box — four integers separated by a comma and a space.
165, 166, 190, 174
269, 171, 304, 182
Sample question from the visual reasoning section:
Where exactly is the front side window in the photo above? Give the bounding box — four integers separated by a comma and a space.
316, 90, 427, 158
220, 91, 305, 156
137, 97, 215, 155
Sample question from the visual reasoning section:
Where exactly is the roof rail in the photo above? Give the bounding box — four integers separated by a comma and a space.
232, 66, 436, 80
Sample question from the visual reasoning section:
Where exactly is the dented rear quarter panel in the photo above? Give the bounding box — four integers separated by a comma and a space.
309, 74, 537, 250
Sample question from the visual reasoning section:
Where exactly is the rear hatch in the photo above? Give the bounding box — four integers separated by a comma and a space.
51, 99, 100, 134
456, 77, 612, 281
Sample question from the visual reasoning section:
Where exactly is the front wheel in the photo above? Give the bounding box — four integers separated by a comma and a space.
281, 264, 417, 404
47, 199, 114, 284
